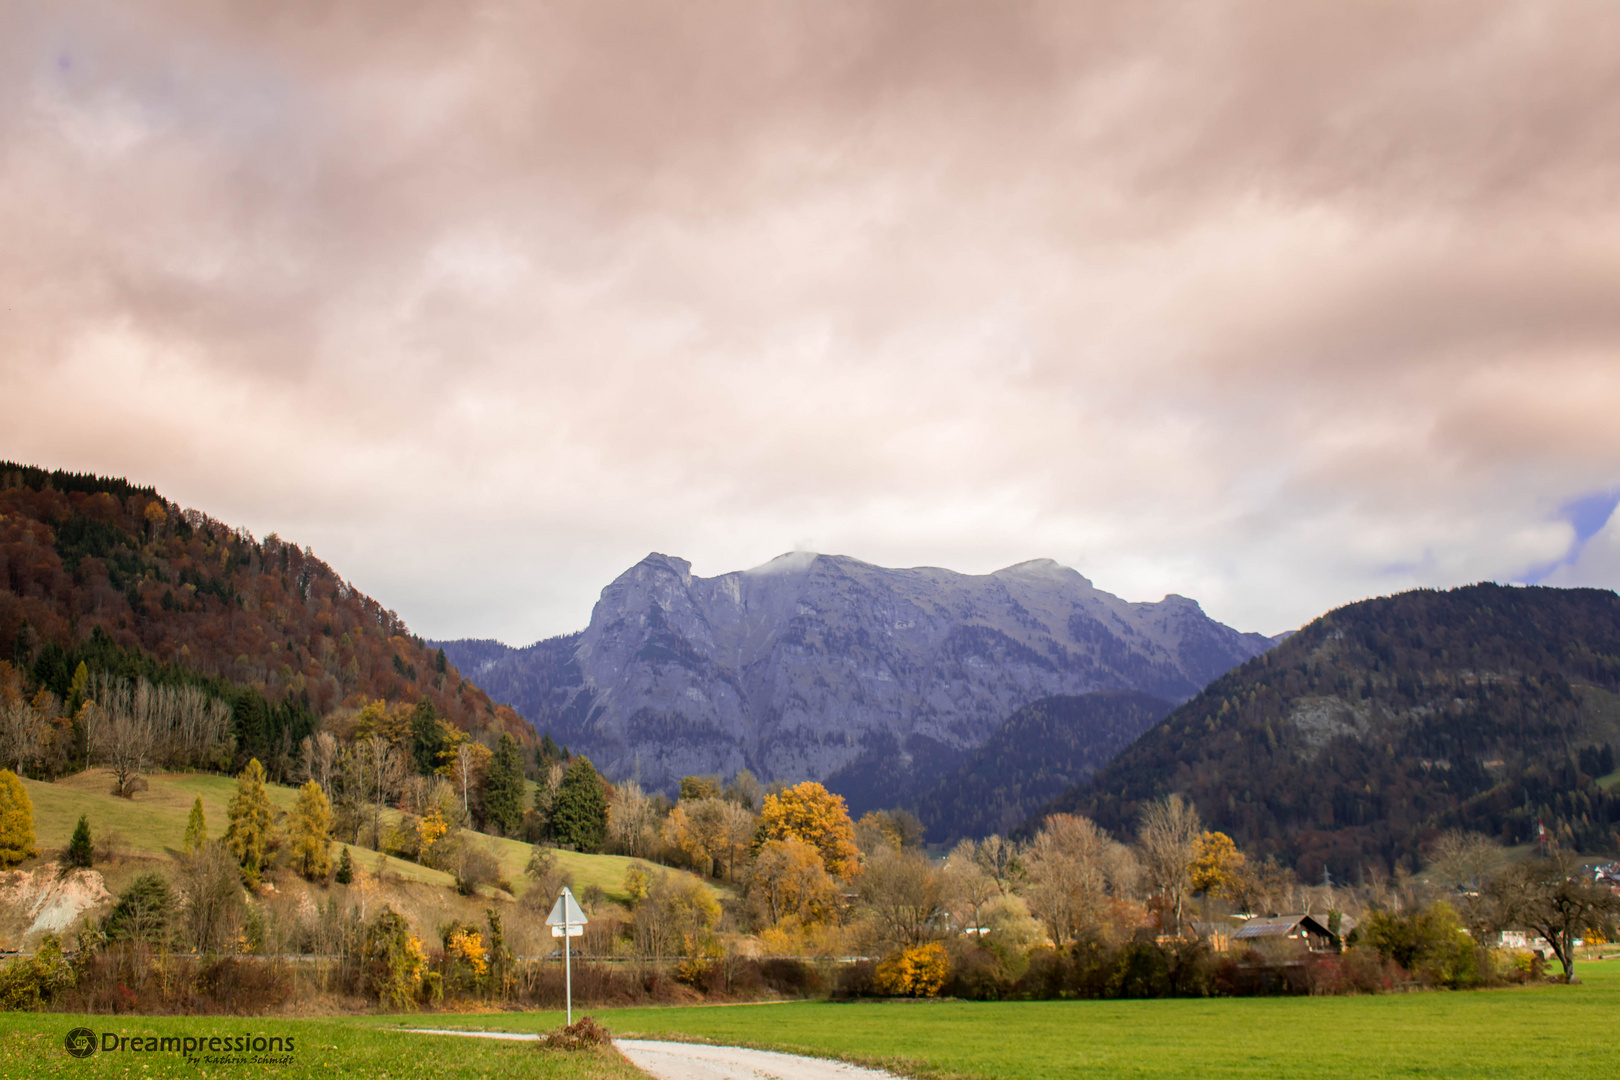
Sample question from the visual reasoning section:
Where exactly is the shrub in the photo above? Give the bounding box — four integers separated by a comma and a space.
362, 906, 427, 1009
874, 941, 951, 997
334, 846, 354, 885
455, 843, 501, 896
0, 933, 75, 1010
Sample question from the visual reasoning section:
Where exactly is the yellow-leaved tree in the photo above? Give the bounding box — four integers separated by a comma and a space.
0, 769, 38, 869
288, 779, 334, 879
756, 781, 860, 879
1191, 830, 1247, 900
225, 758, 275, 886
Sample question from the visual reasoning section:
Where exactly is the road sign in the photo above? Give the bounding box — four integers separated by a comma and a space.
545, 888, 589, 929
545, 886, 588, 1024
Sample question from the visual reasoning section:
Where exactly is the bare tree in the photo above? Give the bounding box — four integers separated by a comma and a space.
312, 731, 338, 796
90, 678, 156, 798
350, 735, 406, 849
1024, 813, 1133, 945
174, 839, 245, 953
0, 693, 47, 774
1485, 854, 1620, 983
605, 779, 662, 857
858, 846, 946, 949
974, 834, 1022, 894
1427, 830, 1507, 893
943, 838, 1000, 934
1137, 793, 1203, 936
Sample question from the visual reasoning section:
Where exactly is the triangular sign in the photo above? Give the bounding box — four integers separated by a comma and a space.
544, 885, 589, 927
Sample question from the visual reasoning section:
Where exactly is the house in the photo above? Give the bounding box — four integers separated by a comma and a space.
1228, 914, 1338, 951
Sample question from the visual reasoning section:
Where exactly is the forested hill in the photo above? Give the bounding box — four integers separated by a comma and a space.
913, 690, 1173, 845
0, 462, 527, 777
1039, 584, 1620, 880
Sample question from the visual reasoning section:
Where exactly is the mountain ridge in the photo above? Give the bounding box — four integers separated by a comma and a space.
437, 549, 1277, 806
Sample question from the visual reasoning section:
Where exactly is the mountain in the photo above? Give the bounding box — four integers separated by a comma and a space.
436, 550, 1275, 810
1038, 583, 1620, 880
0, 461, 526, 778
913, 690, 1174, 844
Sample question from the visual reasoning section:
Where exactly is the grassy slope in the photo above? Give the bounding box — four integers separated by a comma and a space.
0, 1018, 638, 1080
376, 962, 1620, 1080
19, 770, 713, 903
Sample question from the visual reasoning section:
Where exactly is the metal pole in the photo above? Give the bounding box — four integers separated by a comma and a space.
564, 915, 572, 1026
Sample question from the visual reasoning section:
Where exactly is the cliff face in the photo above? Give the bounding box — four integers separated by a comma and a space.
439, 551, 1275, 808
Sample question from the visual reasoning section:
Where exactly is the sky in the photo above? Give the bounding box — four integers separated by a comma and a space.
4, 1, 1620, 645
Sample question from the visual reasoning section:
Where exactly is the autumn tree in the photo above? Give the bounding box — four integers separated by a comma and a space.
744, 837, 841, 928
482, 733, 527, 836
288, 779, 334, 879
1023, 813, 1136, 946
1191, 831, 1247, 902
858, 847, 945, 949
678, 775, 722, 801
1137, 793, 1202, 936
551, 757, 608, 853
0, 769, 37, 868
225, 758, 275, 886
757, 781, 860, 879
183, 796, 207, 852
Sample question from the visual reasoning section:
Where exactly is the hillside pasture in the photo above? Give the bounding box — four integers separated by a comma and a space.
17, 769, 716, 904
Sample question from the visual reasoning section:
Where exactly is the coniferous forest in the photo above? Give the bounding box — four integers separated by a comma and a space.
1044, 584, 1620, 879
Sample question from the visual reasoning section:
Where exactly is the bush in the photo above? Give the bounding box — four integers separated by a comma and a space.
362, 906, 427, 1009
455, 844, 501, 896
874, 942, 951, 997
0, 933, 75, 1009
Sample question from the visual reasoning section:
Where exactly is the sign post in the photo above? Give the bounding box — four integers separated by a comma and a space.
544, 886, 589, 1025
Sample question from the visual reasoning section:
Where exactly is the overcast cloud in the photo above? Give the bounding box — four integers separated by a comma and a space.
4, 0, 1619, 643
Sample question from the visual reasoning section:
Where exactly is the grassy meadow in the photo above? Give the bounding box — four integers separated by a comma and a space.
375, 960, 1620, 1080
18, 769, 710, 903
0, 1015, 638, 1080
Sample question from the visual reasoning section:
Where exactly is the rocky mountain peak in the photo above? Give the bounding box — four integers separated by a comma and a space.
438, 552, 1275, 810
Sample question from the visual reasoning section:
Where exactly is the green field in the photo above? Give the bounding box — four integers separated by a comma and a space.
0, 1016, 637, 1080
376, 960, 1620, 1080
19, 770, 711, 903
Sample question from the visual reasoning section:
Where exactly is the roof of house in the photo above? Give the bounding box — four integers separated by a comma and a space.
1230, 914, 1333, 940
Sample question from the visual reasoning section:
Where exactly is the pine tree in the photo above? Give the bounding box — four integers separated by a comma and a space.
335, 845, 354, 885
288, 780, 333, 879
183, 796, 207, 852
66, 814, 93, 868
482, 733, 526, 837
0, 769, 37, 869
224, 758, 275, 886
410, 701, 446, 775
551, 757, 608, 853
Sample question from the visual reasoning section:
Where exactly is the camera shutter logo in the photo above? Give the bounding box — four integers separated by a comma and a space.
64, 1028, 98, 1059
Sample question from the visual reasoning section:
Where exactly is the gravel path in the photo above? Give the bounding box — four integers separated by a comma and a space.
399, 1029, 907, 1079
615, 1039, 906, 1080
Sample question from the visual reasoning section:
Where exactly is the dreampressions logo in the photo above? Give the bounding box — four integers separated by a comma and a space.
63, 1026, 296, 1065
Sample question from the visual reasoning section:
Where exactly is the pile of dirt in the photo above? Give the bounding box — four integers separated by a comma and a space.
0, 863, 115, 950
